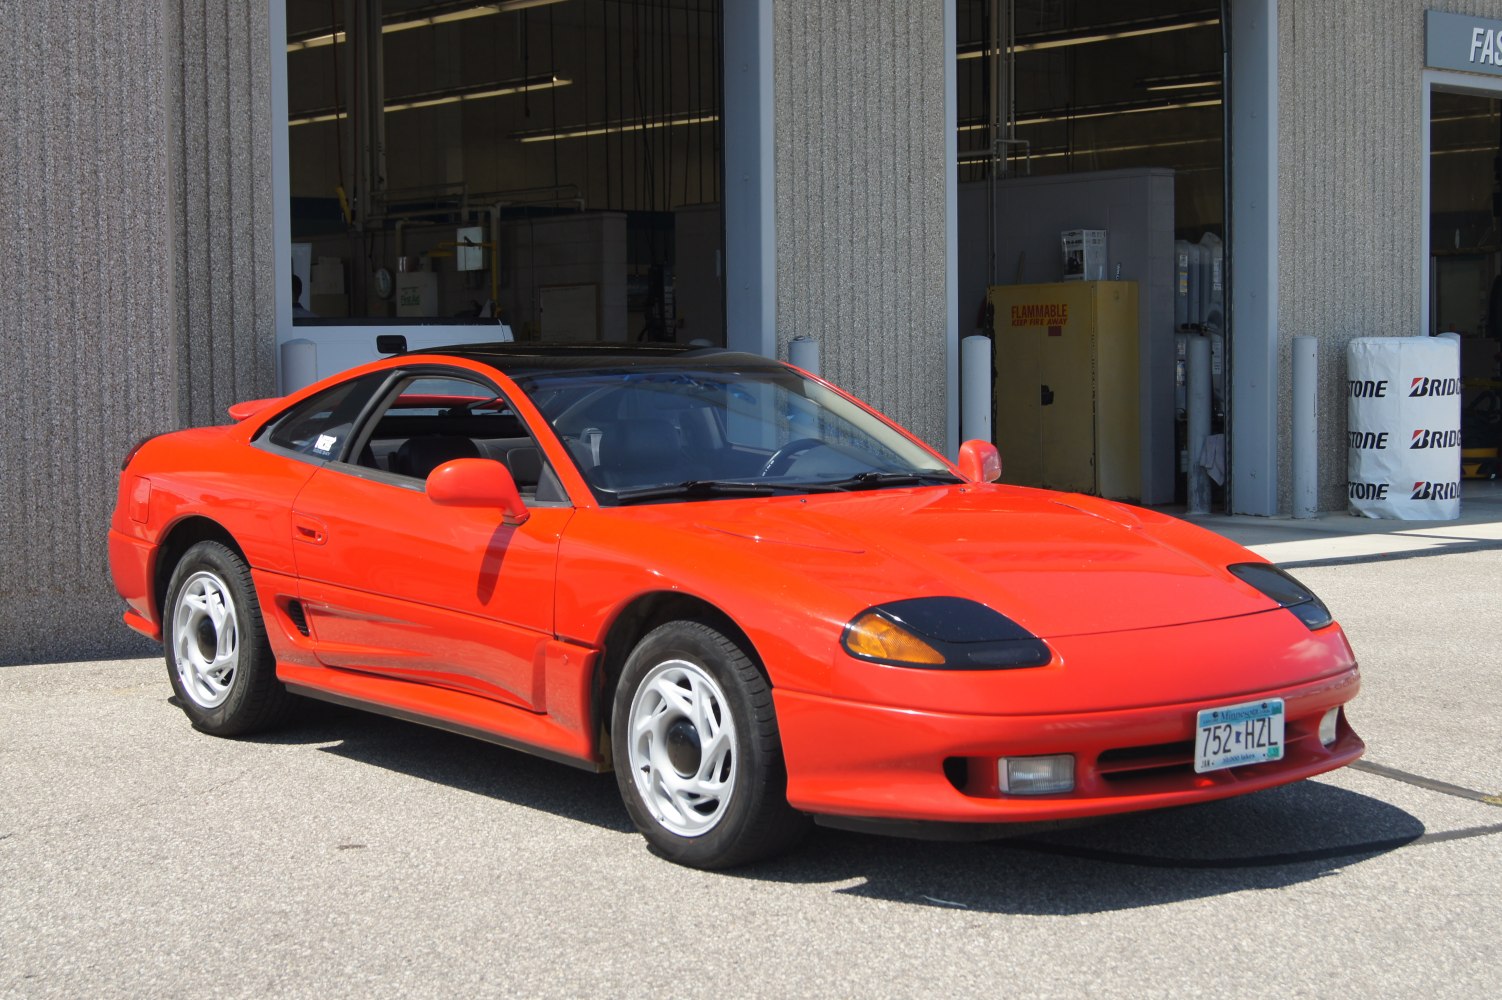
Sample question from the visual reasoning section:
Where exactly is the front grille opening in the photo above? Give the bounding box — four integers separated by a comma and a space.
1097, 740, 1195, 784
942, 756, 969, 792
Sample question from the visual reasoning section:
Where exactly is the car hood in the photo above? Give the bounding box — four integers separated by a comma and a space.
676, 484, 1280, 639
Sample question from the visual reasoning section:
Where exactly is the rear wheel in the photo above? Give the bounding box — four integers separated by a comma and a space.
164, 540, 293, 736
612, 620, 808, 868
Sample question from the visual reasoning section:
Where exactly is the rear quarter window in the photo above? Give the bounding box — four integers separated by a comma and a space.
265, 375, 385, 460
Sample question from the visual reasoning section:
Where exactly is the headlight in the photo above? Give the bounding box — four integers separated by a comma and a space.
841, 597, 1052, 670
1227, 563, 1334, 630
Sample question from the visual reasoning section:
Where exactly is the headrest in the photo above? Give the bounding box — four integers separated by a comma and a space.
395, 435, 481, 480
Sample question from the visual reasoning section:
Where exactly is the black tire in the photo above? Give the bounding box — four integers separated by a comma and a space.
611, 620, 809, 869
163, 540, 294, 736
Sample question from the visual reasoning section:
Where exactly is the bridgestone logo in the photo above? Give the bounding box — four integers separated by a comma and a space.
1408, 377, 1462, 397
1348, 482, 1389, 500
1410, 481, 1460, 500
1348, 431, 1388, 449
1347, 379, 1388, 398
1410, 429, 1462, 449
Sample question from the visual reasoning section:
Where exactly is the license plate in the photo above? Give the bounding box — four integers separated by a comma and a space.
1194, 698, 1284, 773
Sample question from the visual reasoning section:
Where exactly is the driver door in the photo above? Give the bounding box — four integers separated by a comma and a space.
290, 370, 571, 710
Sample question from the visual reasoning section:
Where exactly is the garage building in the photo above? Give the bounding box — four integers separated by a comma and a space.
3, 0, 1498, 662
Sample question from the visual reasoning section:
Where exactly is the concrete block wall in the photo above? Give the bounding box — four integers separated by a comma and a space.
169, 0, 279, 430
773, 0, 950, 448
0, 2, 275, 665
1, 3, 175, 664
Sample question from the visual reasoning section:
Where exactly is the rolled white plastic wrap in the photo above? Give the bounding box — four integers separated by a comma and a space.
961, 335, 992, 444
1347, 336, 1461, 519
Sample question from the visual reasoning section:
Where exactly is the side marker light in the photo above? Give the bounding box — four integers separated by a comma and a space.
1319, 708, 1340, 746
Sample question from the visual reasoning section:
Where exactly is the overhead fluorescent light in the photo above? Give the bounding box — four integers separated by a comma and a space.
958, 135, 1221, 166
513, 111, 719, 143
289, 110, 345, 126
1023, 97, 1220, 126
286, 31, 341, 52
289, 74, 570, 126
385, 75, 571, 112
1142, 74, 1221, 93
384, 0, 567, 35
287, 0, 569, 53
957, 11, 1219, 60
1432, 109, 1502, 124
1433, 144, 1500, 157
957, 97, 1221, 133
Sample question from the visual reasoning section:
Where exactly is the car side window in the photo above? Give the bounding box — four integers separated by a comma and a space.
265, 375, 384, 460
351, 372, 567, 503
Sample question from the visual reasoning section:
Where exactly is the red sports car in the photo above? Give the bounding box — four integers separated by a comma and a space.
109, 343, 1363, 868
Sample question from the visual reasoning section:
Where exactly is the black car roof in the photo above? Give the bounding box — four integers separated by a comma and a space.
407, 341, 783, 374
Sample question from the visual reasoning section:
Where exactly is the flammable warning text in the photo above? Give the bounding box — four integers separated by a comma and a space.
1010, 303, 1070, 327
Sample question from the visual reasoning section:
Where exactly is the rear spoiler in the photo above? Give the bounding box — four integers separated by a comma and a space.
227, 397, 283, 422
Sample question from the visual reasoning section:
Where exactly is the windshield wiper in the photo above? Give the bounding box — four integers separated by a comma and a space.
610, 479, 781, 504
610, 472, 959, 504
817, 470, 963, 491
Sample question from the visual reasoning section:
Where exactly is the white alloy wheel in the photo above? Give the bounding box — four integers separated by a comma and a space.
171, 570, 241, 709
626, 658, 738, 837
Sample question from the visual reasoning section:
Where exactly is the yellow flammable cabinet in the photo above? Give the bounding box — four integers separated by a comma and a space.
988, 280, 1141, 499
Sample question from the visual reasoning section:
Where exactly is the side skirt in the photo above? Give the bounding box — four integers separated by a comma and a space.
281, 661, 607, 773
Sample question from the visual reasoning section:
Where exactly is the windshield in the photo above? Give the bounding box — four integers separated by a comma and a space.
513, 365, 956, 503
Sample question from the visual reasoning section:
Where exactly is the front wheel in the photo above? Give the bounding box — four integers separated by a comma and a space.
164, 540, 294, 736
611, 620, 808, 868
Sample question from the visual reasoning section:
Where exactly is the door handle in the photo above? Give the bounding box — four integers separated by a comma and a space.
1040, 384, 1055, 406
293, 515, 328, 545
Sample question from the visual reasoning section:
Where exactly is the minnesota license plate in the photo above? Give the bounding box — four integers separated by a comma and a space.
1194, 698, 1284, 773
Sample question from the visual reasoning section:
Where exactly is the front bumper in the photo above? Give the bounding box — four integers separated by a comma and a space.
773, 667, 1363, 826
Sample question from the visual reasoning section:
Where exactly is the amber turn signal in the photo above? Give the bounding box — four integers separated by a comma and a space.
842, 612, 946, 666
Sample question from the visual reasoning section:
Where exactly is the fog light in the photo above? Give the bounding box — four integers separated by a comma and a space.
999, 754, 1075, 795
1319, 708, 1340, 746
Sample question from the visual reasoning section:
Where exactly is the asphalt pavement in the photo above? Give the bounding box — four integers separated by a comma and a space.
2, 484, 1500, 999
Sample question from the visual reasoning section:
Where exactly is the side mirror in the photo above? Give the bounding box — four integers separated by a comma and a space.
957, 440, 1002, 483
426, 458, 531, 526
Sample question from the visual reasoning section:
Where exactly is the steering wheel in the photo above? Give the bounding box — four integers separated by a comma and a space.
759, 438, 825, 477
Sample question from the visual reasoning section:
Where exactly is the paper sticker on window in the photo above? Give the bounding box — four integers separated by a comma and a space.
314, 433, 338, 455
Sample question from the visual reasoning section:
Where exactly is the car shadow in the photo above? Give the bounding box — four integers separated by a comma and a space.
249, 700, 636, 833
739, 781, 1437, 914
247, 704, 1445, 914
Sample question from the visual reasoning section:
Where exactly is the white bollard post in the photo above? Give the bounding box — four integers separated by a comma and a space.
961, 335, 993, 443
788, 335, 820, 376
279, 338, 318, 395
1292, 336, 1318, 518
1186, 335, 1211, 515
